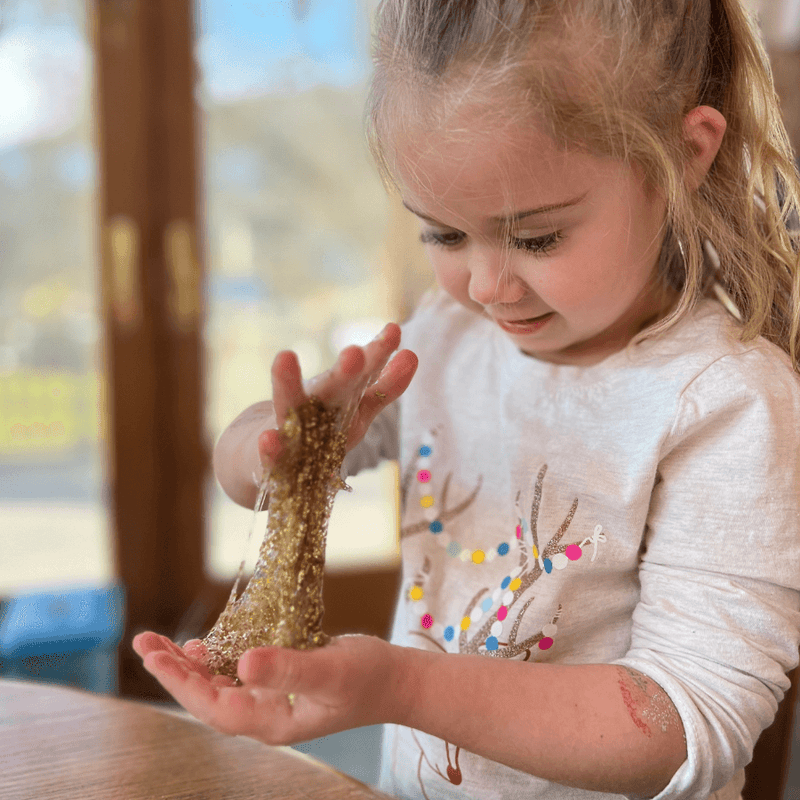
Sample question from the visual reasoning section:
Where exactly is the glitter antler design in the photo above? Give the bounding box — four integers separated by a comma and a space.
458, 464, 577, 659
407, 464, 587, 796
400, 470, 484, 540
410, 464, 579, 658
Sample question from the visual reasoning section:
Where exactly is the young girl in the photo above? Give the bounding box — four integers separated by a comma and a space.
134, 1, 800, 797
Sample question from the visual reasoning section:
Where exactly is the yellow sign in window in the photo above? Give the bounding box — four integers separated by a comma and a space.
0, 372, 101, 456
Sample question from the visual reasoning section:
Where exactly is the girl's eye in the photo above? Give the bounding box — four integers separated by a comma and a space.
420, 230, 466, 248
420, 229, 563, 255
510, 231, 563, 254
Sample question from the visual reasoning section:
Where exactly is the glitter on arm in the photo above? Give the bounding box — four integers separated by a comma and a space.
616, 666, 685, 741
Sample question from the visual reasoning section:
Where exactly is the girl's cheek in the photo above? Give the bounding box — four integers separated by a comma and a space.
429, 253, 463, 293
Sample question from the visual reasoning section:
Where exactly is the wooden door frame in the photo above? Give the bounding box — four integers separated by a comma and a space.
91, 0, 207, 700
91, 0, 401, 702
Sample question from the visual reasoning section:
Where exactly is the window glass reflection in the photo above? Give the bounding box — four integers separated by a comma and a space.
197, 0, 400, 576
0, 0, 111, 594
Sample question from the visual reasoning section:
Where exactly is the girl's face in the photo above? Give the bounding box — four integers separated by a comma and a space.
393, 114, 674, 365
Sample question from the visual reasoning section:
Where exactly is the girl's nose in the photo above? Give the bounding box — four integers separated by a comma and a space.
467, 248, 527, 306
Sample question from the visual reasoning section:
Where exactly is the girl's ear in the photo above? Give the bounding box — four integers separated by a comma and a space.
683, 106, 727, 191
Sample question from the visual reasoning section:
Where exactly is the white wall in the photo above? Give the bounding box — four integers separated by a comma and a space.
749, 0, 800, 49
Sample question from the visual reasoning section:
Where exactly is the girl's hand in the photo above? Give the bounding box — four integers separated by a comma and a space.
132, 631, 399, 745
259, 322, 417, 473
213, 322, 416, 512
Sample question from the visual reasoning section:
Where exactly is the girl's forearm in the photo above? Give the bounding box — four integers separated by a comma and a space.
387, 645, 687, 797
212, 400, 276, 509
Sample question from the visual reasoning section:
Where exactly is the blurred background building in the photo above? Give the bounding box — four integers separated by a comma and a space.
0, 0, 435, 598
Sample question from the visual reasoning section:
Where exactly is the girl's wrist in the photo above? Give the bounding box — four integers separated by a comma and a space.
381, 641, 431, 729
213, 401, 275, 508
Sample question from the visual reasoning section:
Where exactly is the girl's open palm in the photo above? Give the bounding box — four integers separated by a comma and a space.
260, 322, 417, 471
132, 632, 398, 745
133, 325, 414, 741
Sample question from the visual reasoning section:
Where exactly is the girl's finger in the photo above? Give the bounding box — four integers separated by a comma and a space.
269, 324, 402, 433
237, 645, 335, 695
134, 631, 189, 666
271, 351, 306, 424
160, 635, 201, 670
303, 345, 366, 402
258, 428, 283, 467
353, 349, 419, 434
336, 344, 368, 378
183, 638, 210, 662
211, 674, 238, 687
132, 631, 163, 657
360, 323, 401, 382
144, 652, 189, 683
332, 324, 400, 399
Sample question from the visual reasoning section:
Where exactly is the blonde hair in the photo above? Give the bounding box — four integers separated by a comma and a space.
367, 0, 800, 370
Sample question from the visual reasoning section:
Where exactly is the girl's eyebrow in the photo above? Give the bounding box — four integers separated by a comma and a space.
401, 192, 587, 226
497, 193, 588, 222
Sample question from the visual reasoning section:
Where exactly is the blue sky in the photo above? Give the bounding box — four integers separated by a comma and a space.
0, 0, 372, 150
196, 0, 372, 100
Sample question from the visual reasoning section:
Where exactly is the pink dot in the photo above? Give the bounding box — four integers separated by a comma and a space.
421, 614, 433, 629
565, 544, 582, 561
497, 606, 508, 621
538, 637, 554, 650
516, 525, 522, 539
417, 470, 431, 483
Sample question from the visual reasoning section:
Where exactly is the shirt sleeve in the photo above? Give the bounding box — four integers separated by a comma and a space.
614, 349, 800, 800
341, 401, 400, 477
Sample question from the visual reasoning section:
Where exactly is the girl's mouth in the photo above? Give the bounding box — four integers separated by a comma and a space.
495, 312, 555, 334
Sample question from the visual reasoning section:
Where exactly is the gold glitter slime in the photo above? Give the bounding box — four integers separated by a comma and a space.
203, 397, 349, 681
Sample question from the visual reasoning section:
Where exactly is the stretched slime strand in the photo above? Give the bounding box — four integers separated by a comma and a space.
203, 356, 385, 682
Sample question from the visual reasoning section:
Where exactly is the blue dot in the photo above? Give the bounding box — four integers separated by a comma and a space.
501, 576, 511, 590
485, 636, 499, 651
481, 597, 493, 612
444, 626, 455, 641
419, 445, 432, 457
447, 541, 461, 557
429, 520, 443, 534
544, 558, 553, 574
497, 542, 510, 556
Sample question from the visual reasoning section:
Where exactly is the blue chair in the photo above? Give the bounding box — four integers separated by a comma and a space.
0, 582, 125, 695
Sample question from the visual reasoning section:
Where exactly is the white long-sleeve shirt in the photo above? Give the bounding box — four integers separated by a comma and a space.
344, 289, 800, 800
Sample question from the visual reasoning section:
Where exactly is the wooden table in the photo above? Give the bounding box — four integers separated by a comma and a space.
0, 679, 393, 800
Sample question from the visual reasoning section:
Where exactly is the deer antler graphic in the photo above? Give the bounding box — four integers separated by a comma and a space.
401, 471, 484, 540
400, 430, 483, 540
403, 463, 600, 796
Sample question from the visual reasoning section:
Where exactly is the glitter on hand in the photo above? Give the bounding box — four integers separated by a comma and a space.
202, 396, 350, 682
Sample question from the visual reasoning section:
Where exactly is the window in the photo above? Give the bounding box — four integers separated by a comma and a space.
196, 0, 404, 576
0, 0, 111, 595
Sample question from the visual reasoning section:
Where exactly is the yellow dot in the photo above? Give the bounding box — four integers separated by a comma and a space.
472, 550, 485, 564
409, 585, 424, 601
420, 495, 434, 508
460, 616, 471, 631
509, 578, 522, 591
532, 545, 539, 559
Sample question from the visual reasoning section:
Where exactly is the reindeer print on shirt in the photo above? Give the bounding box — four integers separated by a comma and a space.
394, 430, 610, 797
